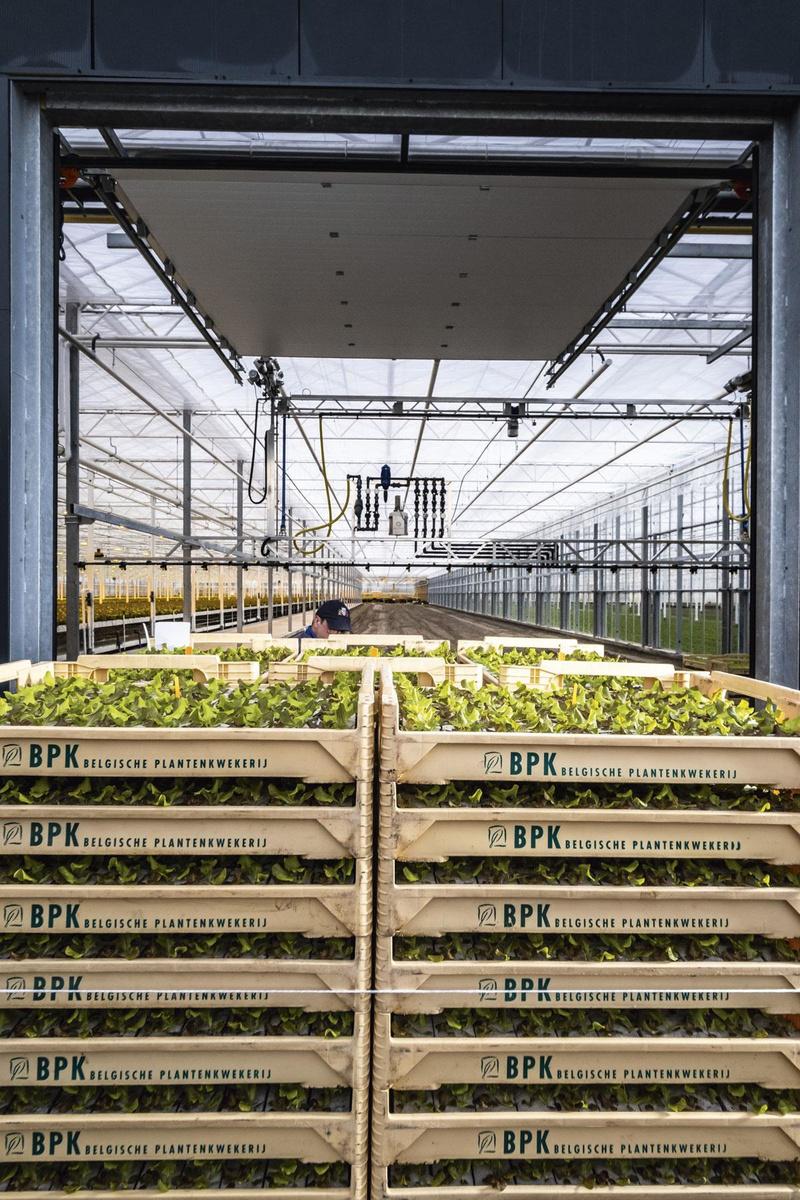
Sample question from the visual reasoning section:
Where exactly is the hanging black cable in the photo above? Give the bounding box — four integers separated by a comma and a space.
246, 382, 269, 505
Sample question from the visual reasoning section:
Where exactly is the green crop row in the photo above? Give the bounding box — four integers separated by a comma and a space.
388, 1158, 798, 1189
395, 934, 797, 963
56, 595, 269, 623
304, 641, 455, 661
3, 854, 354, 886
397, 859, 794, 887
398, 780, 800, 811
0, 1084, 351, 1116
1, 1007, 354, 1039
465, 647, 606, 669
396, 676, 798, 736
391, 1082, 799, 1115
392, 1007, 793, 1039
0, 933, 355, 960
0, 776, 354, 807
147, 644, 292, 664
0, 672, 361, 729
0, 1159, 350, 1190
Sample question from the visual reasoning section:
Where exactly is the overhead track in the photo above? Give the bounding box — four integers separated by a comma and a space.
83, 174, 244, 383
545, 185, 722, 388
283, 395, 742, 421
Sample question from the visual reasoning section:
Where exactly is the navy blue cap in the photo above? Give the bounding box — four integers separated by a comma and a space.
316, 599, 352, 631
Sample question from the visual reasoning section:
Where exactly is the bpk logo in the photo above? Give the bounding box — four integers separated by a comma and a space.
4, 1131, 24, 1156
483, 752, 502, 775
5, 977, 25, 1000
3, 905, 22, 929
487, 825, 506, 849
477, 903, 497, 928
1, 745, 22, 768
478, 977, 498, 1002
480, 1056, 500, 1080
2, 823, 22, 847
9, 1058, 29, 1082
477, 1130, 496, 1155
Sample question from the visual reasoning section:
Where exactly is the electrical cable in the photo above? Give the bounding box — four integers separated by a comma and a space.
246, 382, 268, 505
722, 417, 752, 523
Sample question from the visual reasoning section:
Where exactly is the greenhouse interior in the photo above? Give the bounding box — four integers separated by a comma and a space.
1, 5, 800, 1200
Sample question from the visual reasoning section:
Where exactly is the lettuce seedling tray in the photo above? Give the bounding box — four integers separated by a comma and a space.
328, 635, 426, 648
13, 656, 261, 686
389, 804, 800, 864
0, 661, 375, 783
457, 639, 604, 654
380, 1186, 800, 1199
0, 955, 367, 1010
380, 669, 800, 790
376, 1111, 800, 1165
378, 954, 800, 1015
382, 883, 800, 939
0, 1111, 357, 1163
9, 1193, 353, 1200
272, 658, 482, 688
0, 804, 364, 859
0, 878, 369, 937
189, 633, 297, 651
500, 661, 685, 691
8, 1193, 352, 1200
382, 1028, 800, 1091
0, 1035, 357, 1088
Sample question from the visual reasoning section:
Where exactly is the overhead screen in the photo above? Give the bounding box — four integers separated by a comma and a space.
114, 169, 713, 360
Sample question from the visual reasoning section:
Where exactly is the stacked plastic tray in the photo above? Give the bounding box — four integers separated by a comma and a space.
372, 661, 800, 1200
0, 658, 375, 1200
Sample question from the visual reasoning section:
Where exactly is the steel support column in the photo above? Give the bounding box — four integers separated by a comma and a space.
753, 112, 800, 685
64, 304, 81, 661
0, 83, 55, 662
182, 408, 194, 628
236, 458, 244, 632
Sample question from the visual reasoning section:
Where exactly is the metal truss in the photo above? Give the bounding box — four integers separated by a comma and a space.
545, 185, 724, 388
283, 395, 744, 421
415, 535, 749, 570
77, 176, 245, 383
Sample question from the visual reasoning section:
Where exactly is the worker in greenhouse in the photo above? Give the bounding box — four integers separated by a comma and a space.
296, 598, 352, 640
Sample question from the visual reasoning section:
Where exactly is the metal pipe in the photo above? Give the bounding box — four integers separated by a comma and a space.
65, 304, 81, 661
182, 409, 193, 629
403, 359, 440, 507
280, 410, 287, 534
236, 458, 244, 632
59, 327, 250, 485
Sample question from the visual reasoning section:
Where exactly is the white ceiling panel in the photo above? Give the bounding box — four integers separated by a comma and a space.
113, 170, 713, 360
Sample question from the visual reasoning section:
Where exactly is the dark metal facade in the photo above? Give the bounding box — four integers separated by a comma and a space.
4, 0, 800, 92
1, 1, 800, 680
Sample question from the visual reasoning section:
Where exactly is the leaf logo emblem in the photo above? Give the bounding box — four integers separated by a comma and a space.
478, 977, 497, 1001
477, 903, 497, 928
477, 1130, 496, 1154
483, 752, 502, 775
4, 1132, 24, 1155
2, 823, 22, 847
2, 905, 22, 929
5, 977, 25, 1000
487, 825, 506, 849
480, 1056, 500, 1079
1, 745, 21, 768
9, 1058, 29, 1082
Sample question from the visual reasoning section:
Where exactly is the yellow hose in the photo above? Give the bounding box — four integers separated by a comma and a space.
292, 416, 351, 555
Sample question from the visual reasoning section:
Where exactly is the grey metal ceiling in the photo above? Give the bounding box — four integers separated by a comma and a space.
114, 169, 709, 360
